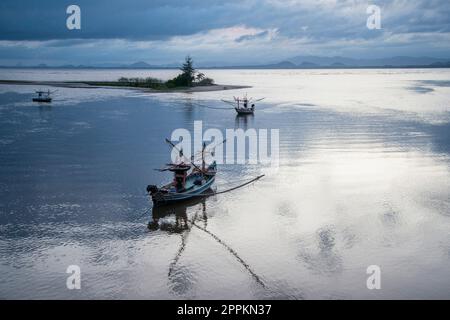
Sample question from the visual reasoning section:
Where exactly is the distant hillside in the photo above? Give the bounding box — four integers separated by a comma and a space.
124, 61, 161, 68
1, 56, 450, 69
250, 61, 297, 69
298, 62, 319, 68
225, 56, 450, 69
286, 55, 450, 67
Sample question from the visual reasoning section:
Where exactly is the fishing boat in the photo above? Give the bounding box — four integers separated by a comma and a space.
32, 90, 54, 103
147, 138, 265, 206
147, 139, 218, 206
222, 94, 264, 115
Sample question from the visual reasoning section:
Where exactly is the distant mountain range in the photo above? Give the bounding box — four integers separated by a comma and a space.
2, 56, 450, 69
2, 61, 179, 69
274, 56, 450, 68
220, 56, 450, 69
286, 55, 449, 67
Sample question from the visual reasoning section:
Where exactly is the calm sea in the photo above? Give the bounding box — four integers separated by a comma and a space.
0, 68, 449, 299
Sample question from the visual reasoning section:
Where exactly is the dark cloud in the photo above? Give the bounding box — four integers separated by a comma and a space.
235, 30, 270, 42
0, 0, 250, 40
0, 0, 446, 41
0, 0, 449, 65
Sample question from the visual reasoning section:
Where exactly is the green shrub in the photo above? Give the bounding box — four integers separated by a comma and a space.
114, 57, 214, 89
195, 77, 214, 86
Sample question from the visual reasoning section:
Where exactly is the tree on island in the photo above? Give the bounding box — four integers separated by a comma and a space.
167, 55, 197, 87
180, 56, 195, 86
166, 56, 213, 87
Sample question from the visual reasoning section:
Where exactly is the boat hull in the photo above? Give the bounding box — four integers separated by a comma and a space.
151, 176, 215, 205
235, 107, 254, 114
149, 161, 217, 206
32, 98, 52, 103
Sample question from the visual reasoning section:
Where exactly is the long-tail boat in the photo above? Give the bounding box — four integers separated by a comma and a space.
32, 90, 55, 103
221, 94, 265, 115
147, 139, 218, 206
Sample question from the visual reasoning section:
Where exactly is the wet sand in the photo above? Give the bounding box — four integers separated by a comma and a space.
0, 79, 250, 92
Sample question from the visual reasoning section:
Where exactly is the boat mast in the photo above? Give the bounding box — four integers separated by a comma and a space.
201, 142, 206, 172
165, 138, 202, 172
171, 148, 190, 191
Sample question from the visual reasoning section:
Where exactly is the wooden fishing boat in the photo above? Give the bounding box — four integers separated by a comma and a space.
222, 94, 264, 115
147, 162, 216, 206
32, 90, 54, 103
147, 138, 265, 206
147, 139, 218, 206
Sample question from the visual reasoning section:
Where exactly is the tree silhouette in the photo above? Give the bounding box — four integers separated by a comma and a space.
180, 56, 196, 87
196, 72, 205, 82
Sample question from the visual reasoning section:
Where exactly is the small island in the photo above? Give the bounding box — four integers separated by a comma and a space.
0, 56, 250, 93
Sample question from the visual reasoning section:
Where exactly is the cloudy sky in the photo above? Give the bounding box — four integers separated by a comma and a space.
0, 0, 449, 66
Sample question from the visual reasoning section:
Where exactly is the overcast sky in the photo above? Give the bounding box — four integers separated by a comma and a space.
0, 0, 449, 66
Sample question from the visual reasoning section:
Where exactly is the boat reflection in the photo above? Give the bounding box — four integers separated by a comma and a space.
38, 104, 53, 120
147, 192, 267, 292
148, 193, 209, 232
147, 195, 211, 295
234, 113, 254, 130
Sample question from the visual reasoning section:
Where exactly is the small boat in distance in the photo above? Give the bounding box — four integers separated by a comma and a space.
32, 90, 54, 103
222, 94, 264, 115
147, 139, 219, 206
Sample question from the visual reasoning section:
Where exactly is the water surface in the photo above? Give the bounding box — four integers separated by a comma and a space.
0, 68, 449, 299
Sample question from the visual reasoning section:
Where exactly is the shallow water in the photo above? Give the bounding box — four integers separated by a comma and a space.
0, 68, 449, 299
